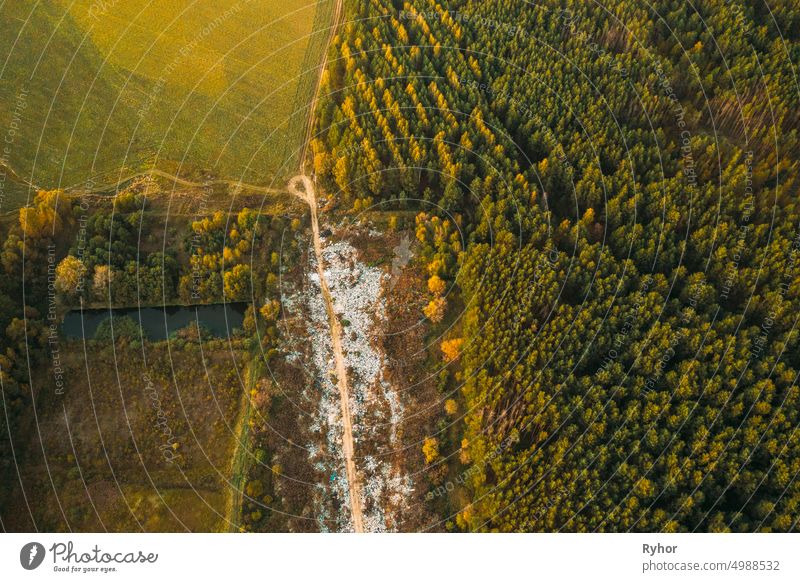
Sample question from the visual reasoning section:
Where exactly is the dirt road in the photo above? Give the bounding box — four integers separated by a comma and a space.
288, 174, 364, 532
297, 0, 344, 172
63, 168, 283, 195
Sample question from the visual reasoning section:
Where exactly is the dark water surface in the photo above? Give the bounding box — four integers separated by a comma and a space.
61, 303, 248, 340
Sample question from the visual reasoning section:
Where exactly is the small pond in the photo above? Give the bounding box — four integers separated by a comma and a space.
61, 303, 248, 341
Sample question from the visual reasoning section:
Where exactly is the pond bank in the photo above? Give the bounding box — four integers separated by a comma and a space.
61, 302, 248, 340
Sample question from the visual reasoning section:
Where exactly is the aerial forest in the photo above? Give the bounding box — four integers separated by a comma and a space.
311, 0, 800, 531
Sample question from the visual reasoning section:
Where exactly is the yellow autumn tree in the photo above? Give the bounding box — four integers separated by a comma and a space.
333, 156, 350, 194
223, 264, 251, 300
456, 506, 472, 530
19, 190, 69, 238
260, 299, 281, 321
441, 338, 463, 362
426, 258, 445, 277
459, 438, 471, 464
55, 255, 87, 297
427, 274, 446, 295
422, 437, 439, 464
423, 296, 447, 323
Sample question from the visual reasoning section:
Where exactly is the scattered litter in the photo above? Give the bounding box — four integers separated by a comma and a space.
300, 237, 411, 531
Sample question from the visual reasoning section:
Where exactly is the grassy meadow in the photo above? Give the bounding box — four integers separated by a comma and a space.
4, 339, 249, 532
0, 0, 335, 200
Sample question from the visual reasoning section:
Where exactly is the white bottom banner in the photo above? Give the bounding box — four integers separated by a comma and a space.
1, 533, 797, 581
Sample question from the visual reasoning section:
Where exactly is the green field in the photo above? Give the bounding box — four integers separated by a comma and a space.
0, 0, 334, 197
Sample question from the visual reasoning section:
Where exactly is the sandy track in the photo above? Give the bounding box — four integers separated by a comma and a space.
289, 175, 364, 532
62, 168, 283, 195
297, 0, 344, 172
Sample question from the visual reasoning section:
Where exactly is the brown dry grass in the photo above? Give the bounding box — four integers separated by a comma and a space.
4, 338, 247, 532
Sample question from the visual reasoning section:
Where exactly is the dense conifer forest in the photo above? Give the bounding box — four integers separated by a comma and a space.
311, 0, 800, 531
